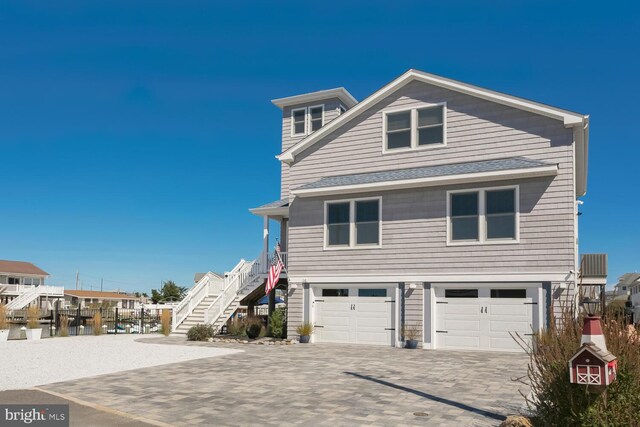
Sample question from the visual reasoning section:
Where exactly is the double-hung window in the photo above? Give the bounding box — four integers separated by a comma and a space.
291, 105, 325, 136
384, 104, 445, 152
326, 198, 381, 248
448, 186, 518, 244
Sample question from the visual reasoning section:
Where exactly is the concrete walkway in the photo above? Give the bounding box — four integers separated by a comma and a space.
39, 337, 529, 426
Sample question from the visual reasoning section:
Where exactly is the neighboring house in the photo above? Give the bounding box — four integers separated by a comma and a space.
64, 290, 143, 309
618, 273, 640, 323
248, 69, 590, 352
0, 260, 64, 309
194, 272, 223, 284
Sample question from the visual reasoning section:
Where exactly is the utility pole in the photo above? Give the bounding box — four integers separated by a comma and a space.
100, 278, 103, 293
75, 271, 79, 290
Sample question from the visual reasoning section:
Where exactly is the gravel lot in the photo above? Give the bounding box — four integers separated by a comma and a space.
0, 335, 240, 391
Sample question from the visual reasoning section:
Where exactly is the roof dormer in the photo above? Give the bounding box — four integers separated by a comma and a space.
272, 88, 357, 144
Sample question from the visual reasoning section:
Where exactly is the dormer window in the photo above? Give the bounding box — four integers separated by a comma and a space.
291, 105, 325, 136
383, 103, 446, 153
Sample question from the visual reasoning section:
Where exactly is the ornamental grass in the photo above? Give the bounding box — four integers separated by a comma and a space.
513, 305, 640, 426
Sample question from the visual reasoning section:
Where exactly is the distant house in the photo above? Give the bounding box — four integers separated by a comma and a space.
194, 272, 223, 284
614, 273, 639, 297
620, 273, 640, 323
0, 260, 64, 309
64, 290, 142, 309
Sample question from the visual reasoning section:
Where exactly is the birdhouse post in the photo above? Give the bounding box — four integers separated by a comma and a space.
568, 298, 617, 388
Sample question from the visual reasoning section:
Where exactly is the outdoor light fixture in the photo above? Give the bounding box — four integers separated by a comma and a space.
580, 297, 601, 317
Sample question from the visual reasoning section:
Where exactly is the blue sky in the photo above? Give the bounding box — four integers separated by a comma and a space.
1, 1, 638, 293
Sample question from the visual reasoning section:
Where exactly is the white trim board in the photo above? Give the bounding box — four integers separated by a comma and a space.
291, 164, 557, 198
272, 87, 357, 109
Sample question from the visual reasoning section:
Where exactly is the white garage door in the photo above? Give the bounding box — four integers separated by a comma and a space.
435, 287, 536, 351
314, 288, 394, 346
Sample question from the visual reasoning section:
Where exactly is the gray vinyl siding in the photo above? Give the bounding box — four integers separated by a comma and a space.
551, 281, 576, 325
286, 285, 303, 339
280, 97, 346, 199
285, 79, 576, 275
288, 176, 574, 275
404, 286, 423, 347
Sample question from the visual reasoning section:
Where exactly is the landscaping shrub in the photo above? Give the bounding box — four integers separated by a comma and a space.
401, 323, 420, 341
92, 312, 103, 335
0, 303, 8, 330
227, 317, 245, 336
26, 305, 40, 329
186, 324, 214, 341
160, 309, 171, 336
269, 308, 286, 338
244, 316, 263, 339
58, 315, 70, 337
515, 307, 640, 426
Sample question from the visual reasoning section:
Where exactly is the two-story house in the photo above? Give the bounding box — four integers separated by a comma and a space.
250, 69, 589, 352
0, 259, 64, 309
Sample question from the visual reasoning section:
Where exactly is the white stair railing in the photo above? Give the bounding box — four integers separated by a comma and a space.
6, 286, 41, 310
203, 248, 269, 326
172, 266, 239, 330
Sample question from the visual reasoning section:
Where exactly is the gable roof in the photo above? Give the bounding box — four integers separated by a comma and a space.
0, 260, 49, 276
569, 343, 616, 364
291, 157, 556, 197
616, 273, 640, 286
272, 88, 358, 109
276, 69, 590, 196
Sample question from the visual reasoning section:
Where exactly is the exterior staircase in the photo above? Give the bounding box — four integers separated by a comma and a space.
5, 285, 65, 310
172, 249, 282, 336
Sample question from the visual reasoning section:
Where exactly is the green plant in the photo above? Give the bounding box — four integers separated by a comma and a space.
402, 323, 420, 341
227, 317, 245, 336
58, 315, 70, 337
0, 303, 8, 330
296, 322, 314, 337
92, 312, 103, 335
244, 316, 263, 339
26, 305, 40, 329
151, 280, 188, 303
514, 306, 640, 426
269, 308, 286, 338
160, 309, 171, 336
186, 324, 214, 341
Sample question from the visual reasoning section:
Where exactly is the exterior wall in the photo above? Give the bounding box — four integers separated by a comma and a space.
404, 285, 423, 347
286, 284, 304, 339
551, 281, 577, 325
0, 274, 46, 285
284, 80, 576, 277
280, 97, 346, 199
288, 176, 574, 276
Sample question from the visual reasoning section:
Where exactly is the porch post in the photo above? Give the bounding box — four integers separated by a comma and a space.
262, 215, 269, 271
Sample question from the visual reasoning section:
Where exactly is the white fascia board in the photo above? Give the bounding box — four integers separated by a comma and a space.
291, 164, 558, 198
271, 88, 358, 110
248, 206, 290, 217
287, 272, 573, 283
278, 69, 587, 163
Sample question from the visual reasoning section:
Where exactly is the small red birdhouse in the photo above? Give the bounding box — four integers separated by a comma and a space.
569, 343, 617, 386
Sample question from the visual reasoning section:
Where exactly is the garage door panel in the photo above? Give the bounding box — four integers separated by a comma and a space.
444, 319, 480, 331
436, 287, 537, 352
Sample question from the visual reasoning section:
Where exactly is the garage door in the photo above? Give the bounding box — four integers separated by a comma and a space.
314, 288, 394, 346
435, 287, 535, 351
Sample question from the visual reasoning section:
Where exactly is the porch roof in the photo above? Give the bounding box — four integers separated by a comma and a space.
291, 157, 557, 197
249, 198, 290, 217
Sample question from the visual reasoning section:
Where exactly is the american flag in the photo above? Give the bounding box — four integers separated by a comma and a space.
265, 244, 284, 295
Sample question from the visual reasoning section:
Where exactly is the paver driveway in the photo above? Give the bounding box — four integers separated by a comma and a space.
43, 337, 530, 426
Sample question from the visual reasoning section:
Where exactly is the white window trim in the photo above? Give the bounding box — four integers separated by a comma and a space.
290, 107, 308, 137
381, 102, 447, 154
308, 104, 325, 132
324, 196, 382, 250
446, 185, 520, 246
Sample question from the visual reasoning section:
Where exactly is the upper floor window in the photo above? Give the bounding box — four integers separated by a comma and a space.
292, 108, 306, 136
383, 104, 446, 152
8, 277, 20, 285
23, 277, 41, 286
325, 198, 381, 249
448, 186, 518, 245
291, 105, 325, 136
